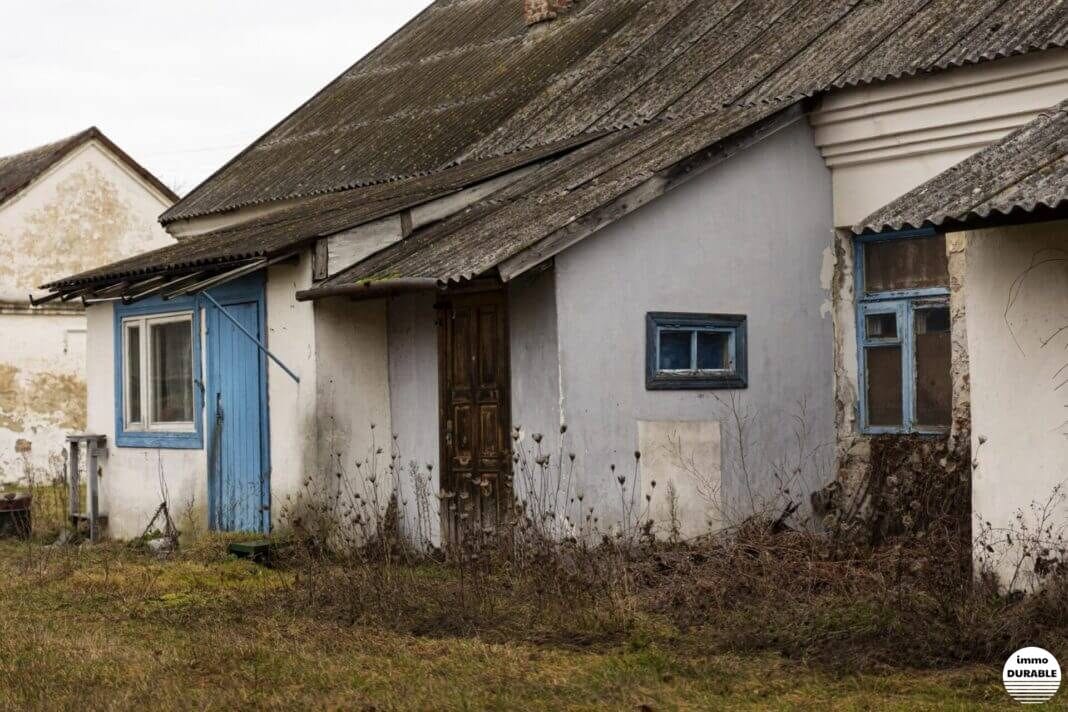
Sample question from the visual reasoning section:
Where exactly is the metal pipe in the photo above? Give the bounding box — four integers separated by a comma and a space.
295, 277, 440, 302
28, 290, 65, 306
124, 272, 206, 303
200, 292, 301, 384
162, 260, 265, 299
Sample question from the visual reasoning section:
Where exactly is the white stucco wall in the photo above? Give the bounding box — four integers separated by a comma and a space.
964, 221, 1068, 588
313, 297, 393, 527
0, 139, 174, 485
551, 120, 836, 537
265, 256, 319, 528
387, 292, 442, 544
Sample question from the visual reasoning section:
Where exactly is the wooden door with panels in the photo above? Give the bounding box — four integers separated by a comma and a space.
437, 288, 512, 543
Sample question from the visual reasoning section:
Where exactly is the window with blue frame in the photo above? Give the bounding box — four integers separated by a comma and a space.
114, 296, 203, 448
646, 312, 747, 390
856, 230, 952, 433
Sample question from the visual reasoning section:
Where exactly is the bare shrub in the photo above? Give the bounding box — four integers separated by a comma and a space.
271, 420, 1064, 669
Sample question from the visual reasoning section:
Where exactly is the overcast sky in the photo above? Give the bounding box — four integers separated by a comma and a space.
0, 1, 427, 195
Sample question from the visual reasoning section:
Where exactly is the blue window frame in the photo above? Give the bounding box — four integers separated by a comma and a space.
855, 229, 952, 434
646, 312, 747, 390
114, 294, 203, 449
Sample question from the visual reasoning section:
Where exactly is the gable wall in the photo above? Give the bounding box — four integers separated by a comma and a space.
0, 141, 174, 485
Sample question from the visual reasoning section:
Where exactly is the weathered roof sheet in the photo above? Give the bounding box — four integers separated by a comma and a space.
0, 127, 178, 208
314, 103, 792, 287
162, 0, 1068, 224
43, 134, 595, 289
855, 99, 1068, 234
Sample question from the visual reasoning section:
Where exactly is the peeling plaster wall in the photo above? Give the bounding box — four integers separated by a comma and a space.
830, 231, 971, 494
964, 221, 1068, 588
551, 120, 836, 536
0, 140, 174, 484
0, 312, 87, 482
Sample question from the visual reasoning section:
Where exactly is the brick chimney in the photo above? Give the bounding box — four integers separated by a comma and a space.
525, 0, 573, 25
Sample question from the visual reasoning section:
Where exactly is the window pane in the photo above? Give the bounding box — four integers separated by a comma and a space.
696, 331, 730, 370
866, 346, 902, 427
150, 320, 193, 423
659, 330, 693, 370
915, 306, 952, 427
865, 312, 898, 340
864, 236, 948, 293
126, 325, 141, 424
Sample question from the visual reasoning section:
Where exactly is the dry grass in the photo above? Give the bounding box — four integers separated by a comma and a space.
0, 538, 1047, 711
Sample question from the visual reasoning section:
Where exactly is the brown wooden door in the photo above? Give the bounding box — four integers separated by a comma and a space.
438, 289, 511, 542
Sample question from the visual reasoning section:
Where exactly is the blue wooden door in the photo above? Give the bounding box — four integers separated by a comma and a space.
206, 287, 269, 533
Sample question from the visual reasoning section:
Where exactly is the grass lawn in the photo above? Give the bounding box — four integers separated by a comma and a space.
0, 539, 1030, 710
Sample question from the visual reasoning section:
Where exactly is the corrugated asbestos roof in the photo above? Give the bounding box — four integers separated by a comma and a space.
856, 99, 1068, 234
317, 104, 788, 286
45, 134, 595, 288
0, 128, 178, 208
162, 0, 1068, 224
49, 0, 1068, 293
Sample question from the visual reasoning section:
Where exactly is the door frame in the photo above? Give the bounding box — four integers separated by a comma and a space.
204, 273, 271, 532
435, 284, 513, 541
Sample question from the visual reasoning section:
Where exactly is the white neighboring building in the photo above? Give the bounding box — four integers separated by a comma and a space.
0, 128, 176, 483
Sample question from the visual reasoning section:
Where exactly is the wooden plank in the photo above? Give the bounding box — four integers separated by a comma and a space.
68, 439, 80, 525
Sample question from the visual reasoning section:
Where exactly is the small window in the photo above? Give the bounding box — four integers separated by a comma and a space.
646, 313, 747, 390
122, 312, 196, 432
856, 232, 952, 433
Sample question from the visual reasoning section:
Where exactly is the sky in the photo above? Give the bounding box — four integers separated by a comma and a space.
0, 1, 428, 196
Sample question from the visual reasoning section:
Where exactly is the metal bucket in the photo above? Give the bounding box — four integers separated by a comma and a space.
0, 492, 31, 539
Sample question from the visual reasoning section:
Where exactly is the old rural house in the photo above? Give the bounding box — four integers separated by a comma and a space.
35, 1, 1068, 583
0, 129, 175, 483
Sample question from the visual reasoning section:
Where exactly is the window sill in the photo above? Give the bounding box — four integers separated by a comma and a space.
115, 430, 203, 450
860, 426, 949, 437
646, 373, 748, 391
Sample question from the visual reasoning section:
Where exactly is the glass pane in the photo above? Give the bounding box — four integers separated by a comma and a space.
864, 236, 948, 293
915, 306, 952, 427
126, 325, 141, 424
865, 312, 898, 340
696, 331, 730, 370
150, 320, 194, 423
659, 330, 693, 370
866, 346, 902, 427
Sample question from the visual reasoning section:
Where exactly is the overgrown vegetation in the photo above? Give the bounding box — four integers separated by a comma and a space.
271, 425, 1067, 677
1, 421, 1065, 709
